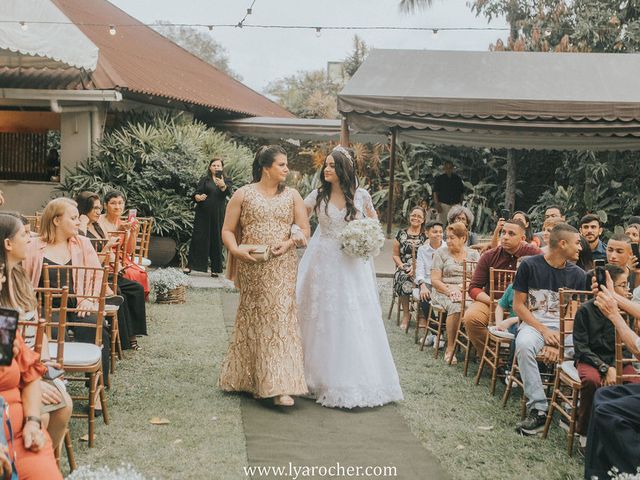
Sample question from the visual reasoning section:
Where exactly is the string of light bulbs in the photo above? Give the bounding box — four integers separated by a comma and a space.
1, 19, 626, 37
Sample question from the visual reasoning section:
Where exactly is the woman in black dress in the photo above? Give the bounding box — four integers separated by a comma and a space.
185, 158, 233, 276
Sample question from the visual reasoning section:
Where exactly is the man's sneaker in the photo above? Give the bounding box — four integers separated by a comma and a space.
516, 409, 547, 436
424, 334, 435, 347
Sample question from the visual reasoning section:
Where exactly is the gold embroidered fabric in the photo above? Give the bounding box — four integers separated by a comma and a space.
218, 185, 307, 398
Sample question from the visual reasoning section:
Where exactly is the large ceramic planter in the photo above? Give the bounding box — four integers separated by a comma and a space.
148, 235, 177, 267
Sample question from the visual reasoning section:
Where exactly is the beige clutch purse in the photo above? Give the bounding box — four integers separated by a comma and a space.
238, 244, 271, 262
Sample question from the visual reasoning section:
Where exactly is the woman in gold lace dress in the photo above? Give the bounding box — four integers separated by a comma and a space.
219, 145, 310, 406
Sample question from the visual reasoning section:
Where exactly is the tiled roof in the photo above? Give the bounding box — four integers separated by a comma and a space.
47, 0, 293, 118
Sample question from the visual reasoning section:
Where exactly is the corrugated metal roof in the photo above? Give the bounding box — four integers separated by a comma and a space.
0, 66, 91, 89
45, 0, 293, 118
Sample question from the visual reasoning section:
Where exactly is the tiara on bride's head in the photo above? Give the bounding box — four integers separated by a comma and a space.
331, 145, 353, 163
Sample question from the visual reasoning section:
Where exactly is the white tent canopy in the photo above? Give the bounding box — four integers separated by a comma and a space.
0, 0, 99, 71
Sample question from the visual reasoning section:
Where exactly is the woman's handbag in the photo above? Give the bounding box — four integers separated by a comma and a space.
238, 245, 271, 263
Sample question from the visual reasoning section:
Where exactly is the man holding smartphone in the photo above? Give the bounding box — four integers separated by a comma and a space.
604, 233, 639, 290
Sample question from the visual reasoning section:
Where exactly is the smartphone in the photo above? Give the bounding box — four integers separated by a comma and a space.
594, 259, 607, 289
500, 209, 510, 220
127, 208, 137, 222
215, 171, 223, 179
632, 243, 640, 259
0, 307, 19, 366
44, 365, 65, 380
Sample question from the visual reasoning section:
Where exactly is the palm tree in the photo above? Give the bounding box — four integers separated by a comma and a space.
398, 0, 433, 14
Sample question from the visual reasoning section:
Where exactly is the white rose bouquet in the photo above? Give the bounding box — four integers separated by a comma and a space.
339, 218, 385, 260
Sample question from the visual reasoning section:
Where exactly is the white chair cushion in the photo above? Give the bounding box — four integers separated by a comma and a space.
412, 288, 420, 301
105, 304, 120, 313
561, 360, 580, 383
49, 343, 102, 367
133, 257, 152, 267
488, 325, 515, 340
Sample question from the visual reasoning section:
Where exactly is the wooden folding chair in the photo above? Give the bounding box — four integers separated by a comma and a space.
542, 289, 592, 455
24, 215, 41, 233
43, 264, 110, 448
421, 303, 446, 357
90, 231, 129, 380
449, 260, 477, 375
615, 315, 640, 384
132, 217, 154, 268
475, 268, 517, 395
34, 286, 77, 472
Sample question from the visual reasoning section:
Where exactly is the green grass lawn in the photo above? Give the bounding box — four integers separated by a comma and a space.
379, 278, 583, 480
66, 288, 247, 479
65, 283, 583, 479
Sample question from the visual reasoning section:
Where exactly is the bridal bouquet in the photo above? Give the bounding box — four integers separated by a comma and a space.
340, 218, 385, 259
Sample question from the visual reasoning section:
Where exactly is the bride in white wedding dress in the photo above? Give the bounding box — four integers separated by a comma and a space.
296, 146, 404, 408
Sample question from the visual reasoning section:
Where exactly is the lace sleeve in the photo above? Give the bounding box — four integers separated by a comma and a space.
359, 189, 377, 219
304, 189, 318, 210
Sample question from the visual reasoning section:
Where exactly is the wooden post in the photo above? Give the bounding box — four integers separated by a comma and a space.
387, 128, 397, 237
340, 116, 350, 146
505, 149, 516, 212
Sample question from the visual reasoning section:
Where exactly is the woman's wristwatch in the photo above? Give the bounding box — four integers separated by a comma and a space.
25, 416, 41, 428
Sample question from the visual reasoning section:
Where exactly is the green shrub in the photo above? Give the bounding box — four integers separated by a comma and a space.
58, 115, 253, 262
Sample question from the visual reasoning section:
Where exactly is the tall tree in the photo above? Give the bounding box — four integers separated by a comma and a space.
153, 21, 241, 79
265, 36, 369, 119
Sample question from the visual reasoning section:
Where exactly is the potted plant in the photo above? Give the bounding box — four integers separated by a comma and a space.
148, 268, 190, 304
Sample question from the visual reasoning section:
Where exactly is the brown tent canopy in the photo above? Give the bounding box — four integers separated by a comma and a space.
337, 49, 640, 233
337, 49, 640, 151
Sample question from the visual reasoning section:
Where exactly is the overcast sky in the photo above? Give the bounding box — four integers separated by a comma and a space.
110, 0, 509, 92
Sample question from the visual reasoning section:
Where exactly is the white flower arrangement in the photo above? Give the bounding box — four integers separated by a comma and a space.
339, 218, 385, 260
66, 464, 147, 480
606, 467, 640, 480
148, 268, 191, 295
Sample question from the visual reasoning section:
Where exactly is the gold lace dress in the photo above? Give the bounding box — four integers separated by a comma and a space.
218, 184, 307, 398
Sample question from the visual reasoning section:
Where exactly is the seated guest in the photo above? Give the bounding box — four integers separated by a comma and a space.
604, 233, 639, 289
0, 214, 72, 454
23, 198, 111, 397
430, 222, 480, 364
415, 220, 444, 342
491, 211, 538, 249
584, 285, 640, 479
579, 214, 607, 262
0, 230, 63, 479
392, 207, 427, 330
624, 223, 640, 243
576, 236, 595, 272
99, 190, 150, 298
447, 205, 478, 247
463, 219, 541, 355
533, 205, 565, 247
540, 217, 564, 255
76, 191, 147, 350
573, 264, 640, 446
512, 223, 587, 435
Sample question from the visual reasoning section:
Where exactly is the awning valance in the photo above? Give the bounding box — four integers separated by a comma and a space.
0, 0, 99, 71
338, 49, 640, 151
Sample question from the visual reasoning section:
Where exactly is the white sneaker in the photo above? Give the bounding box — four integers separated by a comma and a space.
422, 334, 435, 347
438, 339, 445, 349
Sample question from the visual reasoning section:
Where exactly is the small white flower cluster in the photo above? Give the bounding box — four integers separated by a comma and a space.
66, 464, 147, 480
148, 268, 191, 295
339, 218, 385, 260
607, 467, 640, 480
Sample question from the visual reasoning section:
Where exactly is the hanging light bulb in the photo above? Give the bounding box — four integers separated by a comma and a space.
207, 25, 213, 31
19, 21, 28, 31
109, 25, 117, 36
315, 27, 322, 38
246, 7, 252, 15
432, 28, 439, 38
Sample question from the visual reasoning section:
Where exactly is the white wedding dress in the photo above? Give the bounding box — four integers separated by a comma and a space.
296, 188, 404, 408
